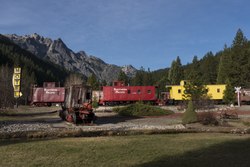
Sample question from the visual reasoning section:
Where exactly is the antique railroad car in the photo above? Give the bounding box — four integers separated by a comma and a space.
240, 89, 250, 104
30, 82, 65, 106
95, 81, 158, 105
59, 84, 96, 124
166, 80, 226, 104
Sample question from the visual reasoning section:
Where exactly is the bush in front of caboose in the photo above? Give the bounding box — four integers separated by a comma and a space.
182, 100, 198, 124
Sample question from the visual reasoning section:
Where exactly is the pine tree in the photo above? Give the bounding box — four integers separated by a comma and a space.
92, 96, 99, 111
232, 29, 248, 48
118, 70, 129, 85
182, 100, 198, 124
142, 68, 153, 86
200, 52, 218, 84
168, 56, 183, 85
132, 66, 145, 86
20, 67, 37, 105
87, 74, 99, 90
229, 29, 249, 87
183, 80, 208, 107
223, 79, 235, 105
217, 46, 232, 84
184, 56, 202, 85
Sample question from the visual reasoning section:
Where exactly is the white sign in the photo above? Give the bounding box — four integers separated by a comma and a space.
235, 87, 241, 107
113, 88, 127, 94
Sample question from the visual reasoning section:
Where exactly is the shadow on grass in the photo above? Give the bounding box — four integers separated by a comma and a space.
0, 110, 58, 117
0, 117, 64, 125
95, 115, 140, 125
135, 137, 250, 167
0, 138, 53, 147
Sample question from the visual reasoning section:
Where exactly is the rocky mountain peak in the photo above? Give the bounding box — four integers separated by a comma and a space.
4, 33, 137, 83
122, 65, 137, 77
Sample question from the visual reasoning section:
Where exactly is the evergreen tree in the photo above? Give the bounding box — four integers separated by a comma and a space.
151, 68, 170, 93
184, 56, 202, 85
92, 96, 99, 111
229, 29, 249, 87
87, 74, 99, 90
183, 80, 209, 109
182, 100, 198, 124
217, 46, 232, 84
142, 68, 154, 86
118, 70, 129, 85
223, 79, 235, 104
232, 29, 248, 48
168, 56, 183, 85
21, 67, 36, 105
100, 80, 107, 86
132, 66, 145, 86
200, 52, 218, 84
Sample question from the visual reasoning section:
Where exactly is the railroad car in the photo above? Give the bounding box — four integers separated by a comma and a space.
95, 81, 158, 105
166, 80, 226, 104
30, 82, 65, 106
240, 89, 250, 104
59, 84, 96, 124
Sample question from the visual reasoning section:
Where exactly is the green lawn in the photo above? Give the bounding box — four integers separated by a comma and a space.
0, 133, 250, 167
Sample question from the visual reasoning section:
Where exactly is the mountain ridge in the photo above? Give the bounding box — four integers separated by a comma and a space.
4, 33, 137, 83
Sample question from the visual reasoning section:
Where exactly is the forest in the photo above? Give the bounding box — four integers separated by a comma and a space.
128, 29, 250, 91
1, 29, 250, 107
0, 34, 69, 107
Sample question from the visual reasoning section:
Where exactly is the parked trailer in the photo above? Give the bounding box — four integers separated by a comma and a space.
59, 84, 96, 124
99, 81, 158, 105
30, 82, 65, 106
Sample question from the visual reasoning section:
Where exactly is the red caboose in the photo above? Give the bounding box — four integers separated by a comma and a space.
30, 82, 65, 106
99, 81, 158, 105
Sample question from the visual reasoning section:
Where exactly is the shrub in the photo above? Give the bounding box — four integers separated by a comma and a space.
198, 112, 219, 126
182, 100, 198, 124
92, 96, 99, 111
112, 103, 174, 117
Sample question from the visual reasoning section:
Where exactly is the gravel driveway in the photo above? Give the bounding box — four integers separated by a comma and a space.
1, 105, 250, 139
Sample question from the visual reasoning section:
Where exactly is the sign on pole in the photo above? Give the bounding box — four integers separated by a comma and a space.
12, 67, 22, 98
235, 87, 241, 107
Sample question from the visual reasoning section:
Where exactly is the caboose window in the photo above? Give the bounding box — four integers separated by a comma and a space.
128, 90, 131, 94
147, 90, 151, 94
137, 90, 141, 94
178, 89, 181, 93
217, 89, 220, 93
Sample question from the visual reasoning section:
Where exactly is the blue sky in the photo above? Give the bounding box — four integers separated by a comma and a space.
1, 0, 250, 70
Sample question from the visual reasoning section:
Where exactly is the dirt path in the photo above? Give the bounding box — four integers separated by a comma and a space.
1, 105, 250, 139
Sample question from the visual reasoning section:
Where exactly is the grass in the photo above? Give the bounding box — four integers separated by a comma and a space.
0, 105, 60, 121
112, 103, 174, 116
0, 133, 250, 167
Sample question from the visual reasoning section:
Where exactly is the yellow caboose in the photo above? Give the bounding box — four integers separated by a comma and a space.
166, 80, 226, 103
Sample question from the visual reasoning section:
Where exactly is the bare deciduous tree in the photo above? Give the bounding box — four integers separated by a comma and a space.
0, 65, 15, 108
64, 73, 85, 87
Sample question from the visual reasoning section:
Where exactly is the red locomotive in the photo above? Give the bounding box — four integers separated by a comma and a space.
30, 82, 65, 106
94, 81, 158, 105
59, 84, 96, 124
